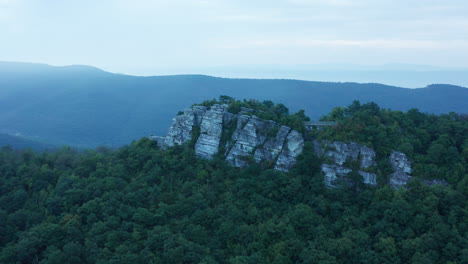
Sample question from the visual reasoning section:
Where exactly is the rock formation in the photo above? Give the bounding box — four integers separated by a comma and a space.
254, 125, 291, 163
195, 104, 228, 159
152, 104, 447, 188
313, 140, 377, 187
149, 106, 206, 147
388, 151, 413, 188
274, 130, 305, 172
225, 115, 277, 167
313, 143, 447, 188
153, 104, 303, 172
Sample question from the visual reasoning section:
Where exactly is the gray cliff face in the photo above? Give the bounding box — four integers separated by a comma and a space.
150, 106, 207, 148
359, 171, 377, 186
275, 130, 304, 172
195, 104, 228, 159
226, 116, 278, 167
321, 164, 352, 187
314, 144, 446, 188
360, 146, 377, 169
313, 140, 377, 187
153, 105, 303, 171
151, 105, 447, 188
388, 151, 413, 188
389, 151, 412, 174
254, 125, 291, 163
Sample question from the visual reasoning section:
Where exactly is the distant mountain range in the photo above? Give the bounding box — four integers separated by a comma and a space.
0, 61, 467, 148
163, 64, 468, 88
0, 133, 55, 151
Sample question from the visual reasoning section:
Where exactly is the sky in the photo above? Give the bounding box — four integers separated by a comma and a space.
1, 0, 468, 77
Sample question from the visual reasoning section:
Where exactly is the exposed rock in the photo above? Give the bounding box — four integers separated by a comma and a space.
152, 105, 208, 149
275, 130, 304, 172
225, 116, 276, 167
236, 115, 250, 129
360, 146, 376, 169
151, 103, 305, 171
254, 125, 291, 163
388, 151, 448, 188
359, 171, 377, 185
324, 141, 360, 165
162, 107, 206, 147
148, 135, 166, 147
321, 164, 352, 187
316, 141, 376, 168
389, 172, 413, 188
223, 112, 235, 126
152, 103, 304, 171
194, 104, 227, 159
388, 151, 413, 188
151, 104, 448, 188
389, 151, 412, 174
320, 166, 378, 187
313, 140, 377, 187
192, 106, 208, 126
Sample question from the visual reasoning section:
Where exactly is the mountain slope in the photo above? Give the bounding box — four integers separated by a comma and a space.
0, 133, 56, 151
0, 61, 467, 148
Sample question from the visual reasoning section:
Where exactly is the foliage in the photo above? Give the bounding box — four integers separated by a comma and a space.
319, 101, 467, 189
0, 135, 466, 263
195, 96, 310, 132
0, 101, 467, 263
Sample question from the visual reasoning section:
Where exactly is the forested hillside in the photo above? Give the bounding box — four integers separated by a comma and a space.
317, 101, 467, 187
0, 102, 466, 263
1, 61, 467, 148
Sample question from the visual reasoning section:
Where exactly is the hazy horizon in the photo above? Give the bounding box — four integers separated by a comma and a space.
3, 60, 468, 88
1, 0, 467, 79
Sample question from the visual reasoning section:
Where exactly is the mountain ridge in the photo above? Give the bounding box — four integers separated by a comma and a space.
2, 61, 468, 89
0, 61, 467, 148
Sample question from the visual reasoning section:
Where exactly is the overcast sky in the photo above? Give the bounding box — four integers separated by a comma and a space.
1, 0, 468, 75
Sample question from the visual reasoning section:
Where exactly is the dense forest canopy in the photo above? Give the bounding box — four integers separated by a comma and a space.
0, 101, 466, 264
318, 101, 467, 190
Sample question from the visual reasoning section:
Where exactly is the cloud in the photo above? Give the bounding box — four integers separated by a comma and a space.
1, 0, 468, 70
288, 0, 365, 7
0, 0, 15, 6
215, 37, 468, 50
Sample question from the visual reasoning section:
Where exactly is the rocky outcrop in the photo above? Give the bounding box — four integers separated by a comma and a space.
153, 104, 303, 171
254, 125, 291, 163
195, 104, 228, 159
360, 146, 377, 169
225, 116, 277, 167
313, 140, 377, 187
388, 151, 413, 188
320, 164, 352, 187
359, 171, 377, 186
150, 106, 206, 147
388, 151, 448, 187
314, 144, 447, 188
275, 130, 304, 172
152, 104, 447, 188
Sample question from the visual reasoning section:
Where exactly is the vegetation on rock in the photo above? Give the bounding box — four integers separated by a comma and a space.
195, 95, 310, 133
318, 101, 467, 189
